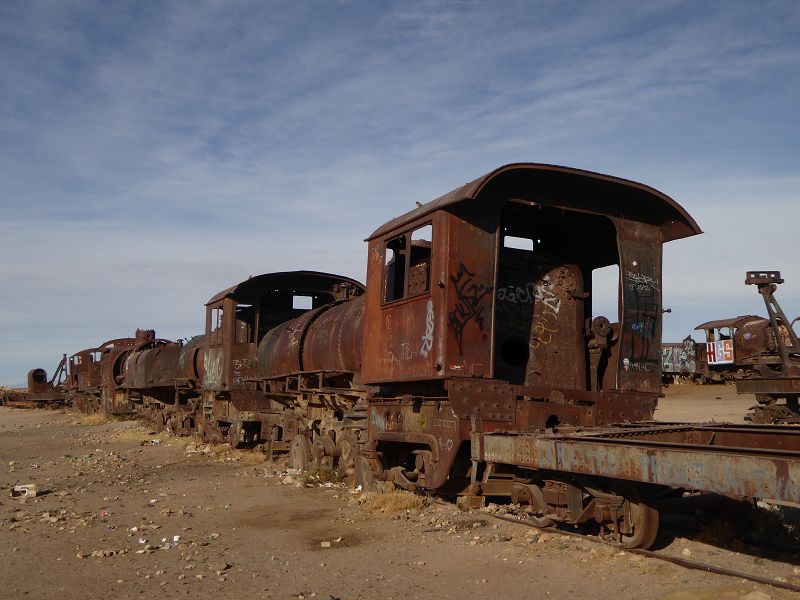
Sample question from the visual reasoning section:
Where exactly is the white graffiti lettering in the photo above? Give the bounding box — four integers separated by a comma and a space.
432, 418, 458, 430
622, 357, 655, 372
497, 282, 536, 304
625, 270, 660, 292
420, 299, 435, 358
535, 276, 561, 315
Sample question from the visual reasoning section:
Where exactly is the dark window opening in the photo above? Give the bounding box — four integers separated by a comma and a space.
235, 304, 254, 344
500, 337, 529, 366
384, 223, 432, 304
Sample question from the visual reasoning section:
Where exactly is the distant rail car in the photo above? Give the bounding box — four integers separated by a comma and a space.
13, 163, 800, 549
694, 314, 786, 383
661, 336, 697, 383
65, 330, 155, 414
0, 356, 67, 408
735, 271, 800, 423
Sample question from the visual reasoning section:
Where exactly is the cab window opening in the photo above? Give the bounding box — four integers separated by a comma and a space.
383, 223, 432, 304
591, 264, 620, 322
210, 307, 224, 345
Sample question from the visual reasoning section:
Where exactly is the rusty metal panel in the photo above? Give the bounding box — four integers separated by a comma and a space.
362, 213, 448, 383
229, 343, 257, 388
472, 432, 541, 466
203, 345, 225, 389
443, 214, 495, 378
475, 430, 800, 503
493, 251, 586, 390
616, 221, 663, 394
368, 399, 462, 489
447, 379, 516, 421
525, 264, 585, 389
737, 377, 800, 394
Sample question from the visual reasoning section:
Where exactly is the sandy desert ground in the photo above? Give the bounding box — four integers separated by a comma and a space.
1, 383, 798, 600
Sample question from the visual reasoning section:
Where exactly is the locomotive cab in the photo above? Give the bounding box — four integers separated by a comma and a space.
200, 271, 365, 446
203, 271, 365, 392
694, 315, 785, 382
363, 164, 701, 427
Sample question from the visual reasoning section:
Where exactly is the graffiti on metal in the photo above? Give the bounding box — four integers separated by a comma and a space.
448, 263, 492, 354
706, 339, 734, 365
419, 299, 435, 358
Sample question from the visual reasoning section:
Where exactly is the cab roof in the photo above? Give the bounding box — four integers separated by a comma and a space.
695, 316, 763, 330
367, 163, 701, 242
206, 271, 365, 306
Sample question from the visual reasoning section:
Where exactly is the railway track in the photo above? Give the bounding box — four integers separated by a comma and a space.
490, 513, 800, 594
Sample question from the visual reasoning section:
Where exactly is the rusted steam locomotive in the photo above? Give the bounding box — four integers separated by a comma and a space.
13, 163, 800, 549
693, 311, 795, 384
735, 271, 800, 423
0, 356, 67, 408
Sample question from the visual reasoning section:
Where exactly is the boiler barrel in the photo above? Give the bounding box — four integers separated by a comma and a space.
122, 343, 184, 389
179, 334, 206, 382
27, 368, 48, 392
257, 295, 365, 379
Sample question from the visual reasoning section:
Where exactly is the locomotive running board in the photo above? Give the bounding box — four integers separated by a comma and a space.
471, 423, 800, 505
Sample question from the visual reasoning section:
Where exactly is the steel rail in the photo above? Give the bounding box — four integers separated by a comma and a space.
489, 514, 800, 594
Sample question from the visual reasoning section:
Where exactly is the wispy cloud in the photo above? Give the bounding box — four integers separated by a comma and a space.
1, 0, 799, 383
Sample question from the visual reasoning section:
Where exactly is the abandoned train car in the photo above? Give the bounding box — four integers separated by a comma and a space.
14, 163, 800, 550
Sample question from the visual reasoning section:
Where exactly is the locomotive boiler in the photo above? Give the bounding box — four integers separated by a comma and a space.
66, 330, 155, 414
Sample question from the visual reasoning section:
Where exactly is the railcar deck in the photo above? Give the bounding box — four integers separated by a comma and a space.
472, 423, 800, 504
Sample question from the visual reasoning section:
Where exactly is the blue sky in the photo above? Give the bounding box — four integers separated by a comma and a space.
1, 1, 799, 386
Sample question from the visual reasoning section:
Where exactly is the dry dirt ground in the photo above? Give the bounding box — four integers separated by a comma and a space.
1, 384, 798, 600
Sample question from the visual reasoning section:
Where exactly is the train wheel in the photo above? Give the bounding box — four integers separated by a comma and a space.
336, 434, 355, 471
312, 433, 336, 469
620, 496, 659, 549
182, 416, 196, 436
290, 435, 313, 471
348, 454, 378, 492
200, 419, 216, 444
523, 485, 556, 528
226, 421, 243, 449
755, 393, 776, 405
151, 411, 165, 433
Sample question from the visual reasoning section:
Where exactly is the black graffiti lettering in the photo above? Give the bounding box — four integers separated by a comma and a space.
447, 263, 492, 354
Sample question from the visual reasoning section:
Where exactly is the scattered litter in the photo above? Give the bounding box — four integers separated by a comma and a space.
11, 484, 38, 498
